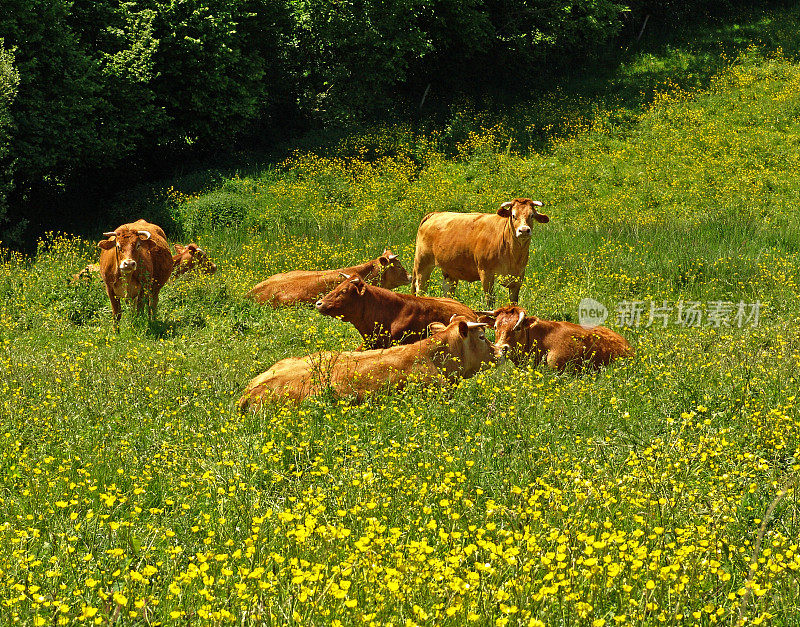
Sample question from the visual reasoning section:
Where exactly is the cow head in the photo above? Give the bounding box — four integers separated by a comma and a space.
98, 227, 153, 273
315, 276, 367, 317
476, 305, 535, 361
173, 243, 217, 278
375, 248, 412, 289
497, 198, 549, 241
429, 315, 503, 378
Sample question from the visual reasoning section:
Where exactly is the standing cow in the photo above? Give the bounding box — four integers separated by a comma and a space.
98, 219, 173, 327
246, 249, 411, 306
476, 305, 633, 371
412, 198, 549, 306
237, 317, 501, 409
315, 276, 477, 349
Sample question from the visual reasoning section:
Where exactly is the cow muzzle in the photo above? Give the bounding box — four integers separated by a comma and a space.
516, 226, 532, 238
490, 343, 508, 365
314, 299, 324, 310
119, 259, 137, 272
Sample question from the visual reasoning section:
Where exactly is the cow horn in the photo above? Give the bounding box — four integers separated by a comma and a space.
474, 310, 498, 317
103, 231, 116, 238
449, 314, 457, 323
532, 200, 543, 207
339, 272, 351, 279
465, 321, 489, 329
351, 276, 362, 283
500, 201, 513, 208
137, 230, 151, 239
387, 254, 397, 260
513, 310, 526, 331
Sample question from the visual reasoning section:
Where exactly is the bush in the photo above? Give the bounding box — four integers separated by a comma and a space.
179, 191, 252, 236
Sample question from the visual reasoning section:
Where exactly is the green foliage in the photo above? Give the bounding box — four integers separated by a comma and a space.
0, 0, 290, 226
0, 40, 19, 232
147, 0, 291, 146
178, 190, 252, 236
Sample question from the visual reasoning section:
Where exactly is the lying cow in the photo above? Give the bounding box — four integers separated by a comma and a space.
171, 243, 217, 278
413, 198, 549, 306
71, 263, 101, 284
315, 276, 477, 349
477, 305, 633, 371
98, 219, 174, 327
73, 242, 216, 283
247, 249, 411, 306
237, 317, 500, 410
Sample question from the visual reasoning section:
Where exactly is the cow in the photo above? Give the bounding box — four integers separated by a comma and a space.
246, 249, 411, 306
97, 219, 174, 327
73, 242, 216, 284
171, 243, 217, 279
70, 263, 101, 284
237, 317, 501, 410
315, 276, 477, 349
476, 305, 633, 371
412, 198, 549, 306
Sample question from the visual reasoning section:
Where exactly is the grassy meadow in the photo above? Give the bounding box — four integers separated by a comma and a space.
3, 12, 800, 626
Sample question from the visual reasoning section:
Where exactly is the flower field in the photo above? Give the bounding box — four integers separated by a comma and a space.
1, 45, 800, 625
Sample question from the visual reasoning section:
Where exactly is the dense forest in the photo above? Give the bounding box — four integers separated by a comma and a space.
0, 0, 761, 247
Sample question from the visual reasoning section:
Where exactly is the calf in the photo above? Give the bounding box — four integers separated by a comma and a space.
237, 317, 500, 409
413, 198, 549, 306
97, 219, 173, 327
247, 249, 411, 306
315, 276, 477, 349
477, 305, 633, 371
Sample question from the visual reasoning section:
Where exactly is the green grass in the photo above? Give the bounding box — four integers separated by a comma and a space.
2, 9, 800, 626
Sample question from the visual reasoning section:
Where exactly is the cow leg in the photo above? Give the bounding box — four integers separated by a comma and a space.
442, 274, 458, 298
412, 255, 433, 295
133, 293, 145, 317
508, 283, 521, 304
480, 272, 496, 308
148, 289, 159, 321
104, 284, 123, 330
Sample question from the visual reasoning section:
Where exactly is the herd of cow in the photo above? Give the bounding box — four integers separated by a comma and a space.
89, 199, 633, 411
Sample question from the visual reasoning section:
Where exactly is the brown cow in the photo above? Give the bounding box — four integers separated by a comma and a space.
315, 276, 477, 349
237, 317, 501, 410
97, 219, 173, 327
171, 243, 217, 279
412, 198, 549, 306
477, 305, 633, 371
71, 263, 101, 284
246, 249, 411, 306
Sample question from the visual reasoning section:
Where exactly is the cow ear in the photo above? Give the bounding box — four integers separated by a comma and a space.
534, 212, 550, 223
378, 256, 389, 267
428, 322, 446, 334
355, 279, 367, 295
458, 320, 469, 338
174, 244, 185, 253
98, 239, 115, 250
497, 201, 514, 217
477, 314, 496, 325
